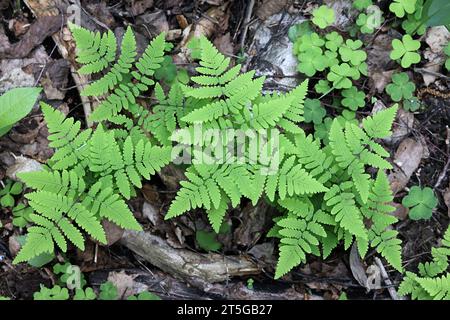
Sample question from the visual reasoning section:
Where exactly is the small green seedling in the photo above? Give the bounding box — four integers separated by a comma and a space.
389, 0, 417, 18
386, 73, 416, 102
403, 97, 422, 112
304, 99, 326, 124
390, 35, 421, 68
341, 86, 365, 111
402, 186, 438, 220
127, 291, 161, 300
0, 180, 23, 207
196, 230, 222, 251
247, 278, 254, 290
312, 5, 335, 29
73, 288, 96, 300
99, 281, 118, 300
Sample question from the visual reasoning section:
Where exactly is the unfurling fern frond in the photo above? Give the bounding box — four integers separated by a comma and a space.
69, 24, 167, 121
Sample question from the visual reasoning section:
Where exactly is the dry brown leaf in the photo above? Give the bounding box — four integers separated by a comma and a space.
389, 138, 429, 194
256, 0, 289, 20
102, 220, 124, 246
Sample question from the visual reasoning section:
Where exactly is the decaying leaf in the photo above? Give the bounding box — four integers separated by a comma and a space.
389, 138, 429, 194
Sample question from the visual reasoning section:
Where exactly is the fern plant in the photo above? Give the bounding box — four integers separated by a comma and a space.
14, 24, 174, 263
399, 226, 450, 300
15, 26, 403, 282
152, 34, 403, 278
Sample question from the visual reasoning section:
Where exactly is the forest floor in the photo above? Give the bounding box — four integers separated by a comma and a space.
0, 0, 449, 300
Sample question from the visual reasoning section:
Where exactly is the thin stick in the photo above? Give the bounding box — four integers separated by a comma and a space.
239, 0, 255, 50
434, 126, 450, 189
374, 257, 402, 300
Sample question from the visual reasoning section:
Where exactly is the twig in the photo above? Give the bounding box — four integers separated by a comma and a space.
374, 257, 402, 300
434, 126, 450, 190
414, 68, 450, 81
239, 0, 255, 50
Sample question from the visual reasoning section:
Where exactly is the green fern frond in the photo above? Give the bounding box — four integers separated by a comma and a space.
41, 102, 91, 170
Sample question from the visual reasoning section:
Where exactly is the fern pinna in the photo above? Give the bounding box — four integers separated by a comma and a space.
399, 226, 450, 300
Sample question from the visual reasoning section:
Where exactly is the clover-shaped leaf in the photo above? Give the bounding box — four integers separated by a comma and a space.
390, 34, 421, 68
314, 117, 333, 143
325, 31, 343, 52
327, 63, 360, 89
315, 80, 331, 94
324, 50, 340, 66
99, 281, 118, 300
304, 99, 326, 124
33, 285, 69, 300
386, 72, 416, 102
402, 186, 437, 220
74, 288, 97, 300
339, 39, 367, 66
0, 180, 23, 207
353, 0, 373, 10
297, 47, 328, 76
389, 0, 417, 18
357, 10, 384, 34
294, 32, 325, 53
403, 96, 422, 111
12, 203, 33, 228
341, 86, 366, 110
312, 5, 335, 29
402, 14, 426, 36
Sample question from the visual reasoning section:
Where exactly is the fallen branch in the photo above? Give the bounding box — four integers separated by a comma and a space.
120, 230, 260, 291
89, 268, 322, 300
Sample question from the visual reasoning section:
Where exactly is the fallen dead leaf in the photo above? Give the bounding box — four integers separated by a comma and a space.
102, 220, 124, 246
256, 0, 289, 20
389, 138, 429, 194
